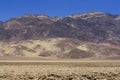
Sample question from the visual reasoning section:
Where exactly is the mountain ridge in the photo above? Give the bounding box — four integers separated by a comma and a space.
2, 11, 120, 44
0, 11, 120, 59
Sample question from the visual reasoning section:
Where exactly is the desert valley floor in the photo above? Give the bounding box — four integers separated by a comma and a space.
0, 57, 119, 80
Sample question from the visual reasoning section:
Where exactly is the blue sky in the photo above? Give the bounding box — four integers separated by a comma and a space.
0, 0, 120, 21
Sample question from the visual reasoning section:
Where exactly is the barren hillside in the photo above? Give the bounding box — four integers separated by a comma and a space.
0, 12, 120, 59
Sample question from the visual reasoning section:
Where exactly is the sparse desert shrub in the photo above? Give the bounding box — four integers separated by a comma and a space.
0, 61, 119, 80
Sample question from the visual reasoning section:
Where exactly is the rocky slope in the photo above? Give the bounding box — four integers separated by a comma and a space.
0, 12, 120, 59
0, 38, 119, 59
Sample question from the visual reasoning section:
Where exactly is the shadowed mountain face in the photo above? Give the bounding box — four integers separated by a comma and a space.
1, 12, 120, 45
0, 12, 120, 59
0, 21, 3, 25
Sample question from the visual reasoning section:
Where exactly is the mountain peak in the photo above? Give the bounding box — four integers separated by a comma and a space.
68, 11, 107, 19
22, 14, 50, 19
87, 11, 104, 15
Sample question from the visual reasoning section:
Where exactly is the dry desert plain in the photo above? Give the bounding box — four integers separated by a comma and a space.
0, 57, 120, 80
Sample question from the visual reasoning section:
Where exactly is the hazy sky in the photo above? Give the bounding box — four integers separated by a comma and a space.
0, 0, 120, 21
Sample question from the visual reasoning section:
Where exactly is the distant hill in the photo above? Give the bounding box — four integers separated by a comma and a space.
0, 12, 120, 59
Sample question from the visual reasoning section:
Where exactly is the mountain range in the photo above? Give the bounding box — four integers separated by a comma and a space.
0, 11, 120, 59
